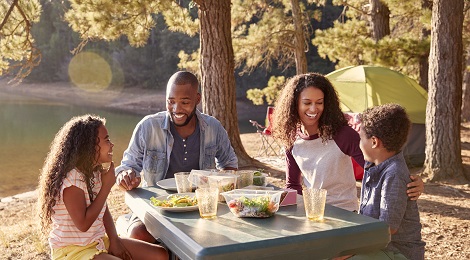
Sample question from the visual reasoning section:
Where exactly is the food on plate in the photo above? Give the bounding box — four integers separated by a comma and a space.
150, 194, 198, 208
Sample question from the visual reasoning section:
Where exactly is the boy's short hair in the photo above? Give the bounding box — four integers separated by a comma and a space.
360, 103, 411, 153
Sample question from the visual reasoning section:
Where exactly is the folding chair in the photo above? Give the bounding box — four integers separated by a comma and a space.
249, 106, 282, 157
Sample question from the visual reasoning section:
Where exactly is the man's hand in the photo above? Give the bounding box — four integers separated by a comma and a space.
116, 169, 141, 191
407, 175, 424, 200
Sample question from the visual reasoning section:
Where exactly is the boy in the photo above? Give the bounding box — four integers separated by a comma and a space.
356, 104, 425, 259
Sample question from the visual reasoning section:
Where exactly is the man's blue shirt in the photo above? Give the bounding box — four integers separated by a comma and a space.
115, 109, 238, 186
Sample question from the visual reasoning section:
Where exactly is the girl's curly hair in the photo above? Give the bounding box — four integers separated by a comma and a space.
38, 114, 106, 233
272, 73, 347, 149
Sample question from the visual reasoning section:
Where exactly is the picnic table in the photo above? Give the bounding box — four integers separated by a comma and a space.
125, 186, 390, 260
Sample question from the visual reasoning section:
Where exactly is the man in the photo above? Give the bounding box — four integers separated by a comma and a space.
115, 71, 238, 242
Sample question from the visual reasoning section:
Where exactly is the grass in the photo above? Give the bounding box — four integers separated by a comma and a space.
0, 198, 49, 259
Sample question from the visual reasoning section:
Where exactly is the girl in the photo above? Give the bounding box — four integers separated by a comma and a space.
272, 73, 423, 211
38, 115, 168, 260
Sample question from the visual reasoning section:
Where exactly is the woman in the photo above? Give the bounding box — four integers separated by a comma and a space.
272, 73, 423, 211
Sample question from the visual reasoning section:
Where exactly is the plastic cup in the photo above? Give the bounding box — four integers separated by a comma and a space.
195, 187, 219, 219
302, 187, 327, 221
174, 172, 192, 193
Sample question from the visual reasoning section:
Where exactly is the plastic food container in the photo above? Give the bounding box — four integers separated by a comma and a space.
189, 170, 237, 201
188, 170, 215, 188
233, 170, 254, 188
208, 175, 237, 201
252, 171, 268, 186
221, 189, 283, 218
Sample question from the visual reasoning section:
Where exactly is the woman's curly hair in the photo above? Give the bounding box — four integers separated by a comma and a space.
272, 73, 347, 149
360, 103, 411, 152
38, 114, 106, 233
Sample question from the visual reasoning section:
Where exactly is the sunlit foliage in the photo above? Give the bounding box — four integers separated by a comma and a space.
313, 0, 431, 81
0, 0, 42, 80
64, 0, 198, 50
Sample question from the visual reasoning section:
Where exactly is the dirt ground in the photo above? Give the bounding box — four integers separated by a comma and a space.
0, 80, 469, 259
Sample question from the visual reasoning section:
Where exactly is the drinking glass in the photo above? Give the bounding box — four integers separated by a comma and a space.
195, 187, 219, 219
174, 172, 192, 193
302, 187, 327, 221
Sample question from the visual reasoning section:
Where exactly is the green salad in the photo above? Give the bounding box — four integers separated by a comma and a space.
252, 170, 266, 186
226, 195, 278, 218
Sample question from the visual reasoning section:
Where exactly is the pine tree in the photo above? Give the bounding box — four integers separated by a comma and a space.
425, 0, 466, 181
313, 0, 430, 85
0, 0, 42, 81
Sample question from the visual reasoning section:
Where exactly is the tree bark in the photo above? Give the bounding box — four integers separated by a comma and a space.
418, 53, 429, 90
418, 0, 432, 90
462, 46, 470, 122
425, 0, 466, 181
196, 0, 255, 167
291, 0, 308, 74
369, 0, 390, 42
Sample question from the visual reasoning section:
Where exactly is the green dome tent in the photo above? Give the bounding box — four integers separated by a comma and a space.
326, 65, 428, 167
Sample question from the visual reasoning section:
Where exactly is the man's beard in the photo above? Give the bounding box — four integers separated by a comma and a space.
171, 107, 197, 127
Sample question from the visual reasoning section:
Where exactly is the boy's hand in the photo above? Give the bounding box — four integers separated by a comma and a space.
407, 175, 424, 200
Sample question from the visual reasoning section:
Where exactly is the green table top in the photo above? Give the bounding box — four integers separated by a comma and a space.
125, 186, 390, 260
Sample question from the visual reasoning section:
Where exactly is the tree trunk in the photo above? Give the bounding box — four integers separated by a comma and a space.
291, 0, 308, 74
418, 54, 429, 90
369, 0, 390, 42
196, 0, 255, 167
425, 0, 466, 182
462, 46, 470, 122
418, 0, 432, 90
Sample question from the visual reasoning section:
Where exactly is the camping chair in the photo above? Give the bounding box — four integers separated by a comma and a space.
249, 106, 282, 157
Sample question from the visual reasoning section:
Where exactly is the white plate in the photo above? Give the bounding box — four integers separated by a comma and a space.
156, 178, 178, 191
156, 178, 196, 192
151, 193, 199, 212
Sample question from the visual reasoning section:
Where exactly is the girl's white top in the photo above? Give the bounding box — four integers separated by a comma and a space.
49, 168, 106, 250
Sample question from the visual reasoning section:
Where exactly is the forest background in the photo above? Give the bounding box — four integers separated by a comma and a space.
6, 0, 337, 92
3, 1, 470, 179
8, 0, 467, 103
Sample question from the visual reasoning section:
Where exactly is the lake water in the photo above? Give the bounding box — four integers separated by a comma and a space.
0, 94, 143, 198
0, 93, 261, 198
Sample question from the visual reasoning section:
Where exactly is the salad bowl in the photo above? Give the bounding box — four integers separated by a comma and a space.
221, 189, 283, 218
